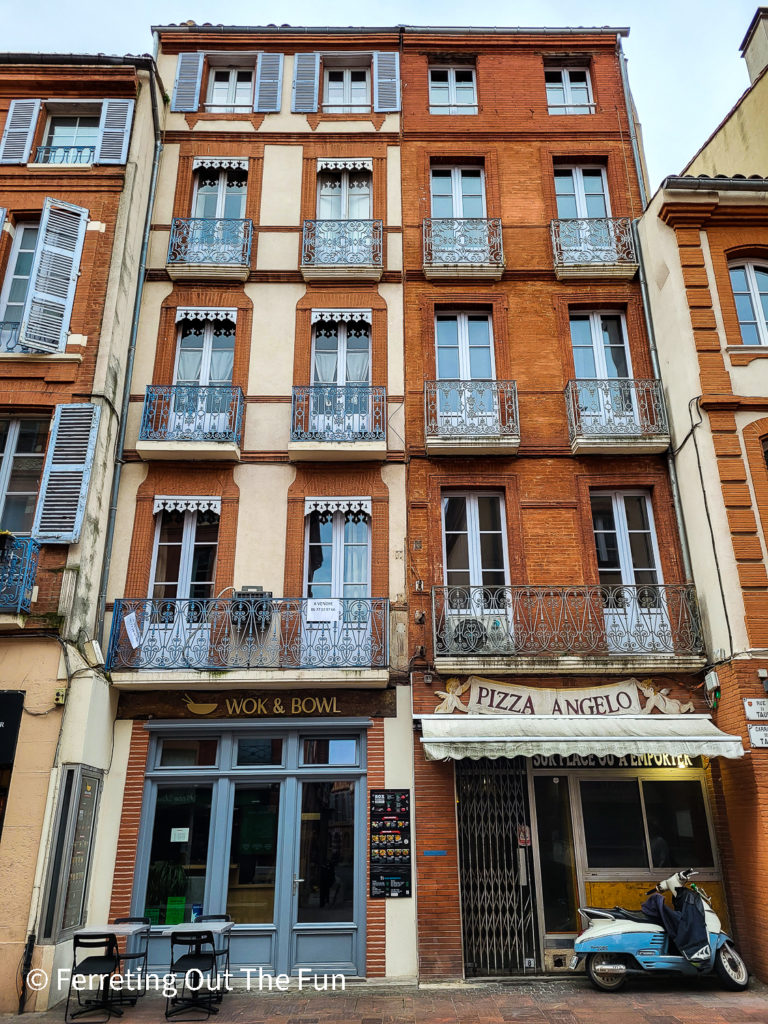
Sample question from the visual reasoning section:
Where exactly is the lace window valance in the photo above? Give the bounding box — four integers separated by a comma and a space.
304, 497, 371, 517
175, 307, 238, 323
317, 158, 373, 172
192, 157, 248, 171
153, 496, 222, 515
310, 309, 372, 325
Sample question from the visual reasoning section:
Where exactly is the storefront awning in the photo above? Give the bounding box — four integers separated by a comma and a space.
419, 715, 745, 761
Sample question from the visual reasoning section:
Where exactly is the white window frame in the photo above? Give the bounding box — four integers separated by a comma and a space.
311, 319, 372, 386
148, 508, 219, 601
0, 416, 49, 535
729, 262, 768, 347
0, 220, 39, 334
173, 318, 236, 387
555, 166, 611, 219
191, 167, 248, 220
435, 311, 495, 381
428, 65, 478, 115
440, 491, 510, 589
569, 310, 632, 379
302, 509, 371, 599
322, 66, 371, 113
43, 110, 101, 149
205, 67, 256, 112
316, 168, 373, 220
590, 490, 663, 588
545, 66, 595, 115
430, 166, 487, 219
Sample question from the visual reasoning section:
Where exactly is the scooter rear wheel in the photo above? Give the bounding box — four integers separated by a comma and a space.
714, 942, 749, 990
586, 953, 627, 992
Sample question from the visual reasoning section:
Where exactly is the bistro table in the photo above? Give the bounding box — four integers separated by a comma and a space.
76, 923, 151, 938
159, 921, 233, 937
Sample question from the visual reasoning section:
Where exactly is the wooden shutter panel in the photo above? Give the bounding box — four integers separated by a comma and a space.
373, 52, 400, 112
19, 197, 88, 354
171, 53, 204, 112
32, 403, 101, 543
96, 99, 135, 164
0, 99, 41, 163
291, 53, 320, 113
254, 52, 284, 112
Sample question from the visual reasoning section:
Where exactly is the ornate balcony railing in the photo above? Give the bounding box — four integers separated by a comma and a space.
34, 145, 95, 164
301, 219, 383, 267
432, 584, 704, 659
423, 218, 503, 267
0, 536, 40, 615
0, 321, 25, 354
167, 218, 253, 266
550, 217, 636, 267
291, 385, 386, 442
107, 596, 389, 671
424, 380, 519, 439
139, 386, 244, 444
566, 379, 669, 441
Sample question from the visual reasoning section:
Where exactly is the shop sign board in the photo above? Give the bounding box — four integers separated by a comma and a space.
744, 698, 768, 721
748, 724, 768, 748
370, 789, 411, 898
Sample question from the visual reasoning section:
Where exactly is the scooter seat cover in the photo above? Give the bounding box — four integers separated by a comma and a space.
607, 908, 650, 924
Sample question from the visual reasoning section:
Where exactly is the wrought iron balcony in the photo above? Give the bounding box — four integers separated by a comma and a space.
301, 219, 383, 279
139, 386, 244, 446
424, 380, 519, 452
423, 218, 504, 279
550, 218, 638, 278
0, 321, 24, 354
107, 596, 389, 672
167, 218, 253, 280
432, 584, 704, 664
0, 536, 40, 616
566, 379, 670, 454
34, 145, 95, 165
291, 385, 386, 444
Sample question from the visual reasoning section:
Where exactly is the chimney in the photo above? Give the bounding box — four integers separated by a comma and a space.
740, 7, 768, 83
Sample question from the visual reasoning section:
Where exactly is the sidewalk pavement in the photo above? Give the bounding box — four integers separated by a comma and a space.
7, 977, 768, 1024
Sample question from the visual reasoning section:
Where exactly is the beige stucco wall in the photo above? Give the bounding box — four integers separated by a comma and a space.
232, 464, 296, 594
685, 72, 768, 177
259, 145, 304, 225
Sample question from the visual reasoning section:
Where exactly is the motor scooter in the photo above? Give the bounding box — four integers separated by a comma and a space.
570, 868, 748, 992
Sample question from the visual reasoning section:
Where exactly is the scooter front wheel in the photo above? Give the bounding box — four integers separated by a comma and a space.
715, 942, 749, 991
586, 953, 627, 992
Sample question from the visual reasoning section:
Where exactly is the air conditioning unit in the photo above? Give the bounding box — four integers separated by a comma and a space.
443, 612, 512, 655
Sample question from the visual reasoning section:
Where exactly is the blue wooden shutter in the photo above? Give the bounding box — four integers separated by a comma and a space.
373, 52, 400, 112
0, 99, 41, 163
171, 53, 204, 112
19, 197, 88, 354
32, 403, 101, 543
96, 99, 135, 164
291, 53, 320, 113
254, 52, 284, 112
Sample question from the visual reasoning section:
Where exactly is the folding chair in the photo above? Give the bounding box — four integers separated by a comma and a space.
165, 929, 218, 1020
65, 933, 121, 1023
114, 917, 150, 1003
195, 916, 232, 1001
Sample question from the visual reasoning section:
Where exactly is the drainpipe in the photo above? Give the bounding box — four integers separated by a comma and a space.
95, 63, 163, 647
632, 218, 694, 584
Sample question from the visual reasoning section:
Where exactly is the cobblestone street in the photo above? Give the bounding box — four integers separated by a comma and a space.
7, 978, 768, 1024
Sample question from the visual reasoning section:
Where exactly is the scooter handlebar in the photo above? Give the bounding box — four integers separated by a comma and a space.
645, 887, 658, 895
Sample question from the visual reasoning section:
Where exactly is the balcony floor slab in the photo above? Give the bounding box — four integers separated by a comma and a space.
435, 655, 706, 675
425, 437, 520, 456
167, 264, 250, 281
0, 613, 27, 631
554, 263, 638, 281
570, 435, 670, 455
288, 440, 387, 461
423, 264, 504, 281
301, 265, 382, 282
136, 440, 241, 461
110, 668, 390, 690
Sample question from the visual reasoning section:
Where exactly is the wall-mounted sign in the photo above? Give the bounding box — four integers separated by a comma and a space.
434, 676, 695, 717
744, 699, 768, 722
117, 687, 397, 720
370, 790, 411, 898
306, 598, 342, 622
748, 724, 768, 748
532, 753, 701, 769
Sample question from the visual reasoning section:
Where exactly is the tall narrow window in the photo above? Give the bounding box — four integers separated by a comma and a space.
305, 508, 370, 602
207, 68, 255, 112
0, 221, 38, 351
429, 66, 477, 114
545, 68, 594, 114
150, 509, 219, 603
569, 312, 630, 379
0, 416, 49, 534
442, 493, 508, 591
729, 263, 768, 346
590, 491, 661, 590
317, 168, 372, 220
431, 167, 486, 219
554, 167, 609, 220
310, 318, 371, 436
323, 68, 370, 113
192, 167, 247, 220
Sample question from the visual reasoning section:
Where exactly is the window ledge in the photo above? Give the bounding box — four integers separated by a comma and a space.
306, 112, 387, 131
0, 351, 83, 363
727, 344, 768, 365
26, 162, 93, 170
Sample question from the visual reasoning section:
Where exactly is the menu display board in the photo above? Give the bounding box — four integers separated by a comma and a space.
369, 789, 411, 898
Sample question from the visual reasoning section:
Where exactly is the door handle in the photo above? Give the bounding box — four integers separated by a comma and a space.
293, 876, 304, 892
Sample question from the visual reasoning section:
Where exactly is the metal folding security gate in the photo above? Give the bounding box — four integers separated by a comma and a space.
456, 757, 538, 975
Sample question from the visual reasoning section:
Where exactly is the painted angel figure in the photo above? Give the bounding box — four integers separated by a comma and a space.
434, 677, 470, 714
638, 681, 694, 715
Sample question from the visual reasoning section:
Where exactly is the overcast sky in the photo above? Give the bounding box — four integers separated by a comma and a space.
3, 0, 758, 191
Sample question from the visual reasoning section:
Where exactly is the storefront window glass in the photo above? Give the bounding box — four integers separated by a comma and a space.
159, 738, 218, 767
226, 785, 280, 923
144, 786, 212, 925
237, 737, 283, 766
297, 780, 355, 922
580, 779, 648, 868
643, 780, 714, 868
302, 737, 358, 765
534, 776, 578, 931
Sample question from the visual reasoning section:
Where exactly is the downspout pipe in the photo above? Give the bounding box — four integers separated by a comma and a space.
632, 218, 694, 583
96, 62, 163, 647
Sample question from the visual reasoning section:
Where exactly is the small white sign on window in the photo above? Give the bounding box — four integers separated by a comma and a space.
170, 827, 190, 843
123, 611, 142, 650
306, 598, 342, 622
